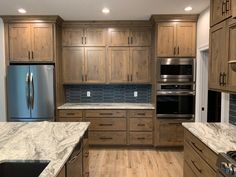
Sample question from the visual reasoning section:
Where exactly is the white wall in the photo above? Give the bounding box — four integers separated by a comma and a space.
0, 18, 6, 122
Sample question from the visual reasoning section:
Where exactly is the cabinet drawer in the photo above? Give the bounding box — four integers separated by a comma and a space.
128, 110, 153, 118
85, 110, 126, 118
85, 118, 126, 131
58, 110, 83, 118
184, 161, 197, 177
184, 142, 216, 177
129, 118, 153, 131
184, 129, 217, 171
129, 132, 153, 145
58, 117, 83, 122
89, 132, 126, 145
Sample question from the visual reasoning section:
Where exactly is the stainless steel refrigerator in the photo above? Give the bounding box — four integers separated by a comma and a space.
7, 65, 55, 122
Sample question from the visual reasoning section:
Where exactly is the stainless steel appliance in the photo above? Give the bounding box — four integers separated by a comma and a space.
217, 151, 236, 177
156, 83, 195, 119
157, 58, 195, 83
7, 65, 55, 122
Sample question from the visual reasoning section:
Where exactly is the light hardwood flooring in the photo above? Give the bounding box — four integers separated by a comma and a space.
89, 147, 183, 177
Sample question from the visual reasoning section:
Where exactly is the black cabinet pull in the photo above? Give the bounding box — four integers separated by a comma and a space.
99, 113, 113, 116
137, 124, 145, 127
31, 51, 34, 59
131, 37, 133, 44
191, 142, 203, 153
99, 124, 113, 126
137, 113, 145, 116
222, 1, 226, 15
137, 137, 145, 140
219, 72, 222, 85
128, 37, 130, 44
66, 113, 75, 116
130, 74, 133, 81
127, 75, 130, 81
85, 37, 87, 44
82, 37, 84, 44
177, 46, 180, 55
100, 137, 113, 140
226, 0, 230, 12
191, 160, 202, 173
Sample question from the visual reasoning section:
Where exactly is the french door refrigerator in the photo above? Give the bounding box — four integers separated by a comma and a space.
7, 65, 55, 122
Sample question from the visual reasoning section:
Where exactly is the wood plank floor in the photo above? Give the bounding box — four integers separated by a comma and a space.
89, 147, 183, 177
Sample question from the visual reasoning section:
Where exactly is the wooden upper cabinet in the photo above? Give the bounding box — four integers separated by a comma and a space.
108, 28, 130, 46
84, 47, 106, 83
130, 28, 151, 46
31, 23, 54, 61
209, 21, 227, 90
108, 47, 130, 83
211, 0, 232, 27
62, 28, 84, 46
9, 23, 54, 62
9, 23, 31, 62
84, 28, 107, 46
62, 47, 84, 84
233, 0, 236, 18
176, 22, 196, 57
157, 23, 176, 57
130, 47, 150, 83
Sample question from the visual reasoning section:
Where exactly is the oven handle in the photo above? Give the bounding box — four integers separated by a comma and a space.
156, 91, 195, 95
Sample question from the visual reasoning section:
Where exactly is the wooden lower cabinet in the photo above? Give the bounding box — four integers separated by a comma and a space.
129, 132, 153, 145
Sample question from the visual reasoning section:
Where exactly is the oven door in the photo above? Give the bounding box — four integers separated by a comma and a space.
156, 94, 195, 118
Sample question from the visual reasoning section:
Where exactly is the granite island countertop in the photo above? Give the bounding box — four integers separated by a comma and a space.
58, 103, 155, 110
0, 122, 90, 177
182, 123, 236, 154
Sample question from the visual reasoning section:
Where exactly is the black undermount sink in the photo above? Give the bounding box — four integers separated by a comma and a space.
0, 160, 50, 177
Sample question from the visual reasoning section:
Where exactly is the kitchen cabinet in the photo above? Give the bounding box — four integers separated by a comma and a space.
58, 109, 83, 122
108, 47, 151, 83
156, 22, 196, 57
210, 0, 232, 27
233, 0, 236, 18
62, 47, 106, 84
63, 27, 107, 46
9, 23, 54, 62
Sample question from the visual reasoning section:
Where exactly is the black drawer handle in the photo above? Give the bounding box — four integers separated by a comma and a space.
168, 123, 180, 126
137, 124, 145, 126
137, 137, 146, 140
66, 113, 76, 115
99, 124, 113, 126
191, 160, 202, 173
84, 152, 89, 157
191, 142, 203, 152
137, 113, 146, 116
100, 137, 113, 140
99, 113, 113, 116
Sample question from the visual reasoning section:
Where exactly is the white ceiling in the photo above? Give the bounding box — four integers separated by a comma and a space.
0, 0, 210, 20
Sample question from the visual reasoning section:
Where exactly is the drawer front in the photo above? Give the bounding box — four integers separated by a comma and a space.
58, 117, 83, 122
184, 161, 197, 177
85, 118, 126, 131
85, 110, 126, 118
184, 129, 217, 171
129, 118, 153, 131
128, 110, 153, 118
89, 132, 126, 145
184, 142, 216, 177
58, 110, 83, 118
129, 132, 153, 145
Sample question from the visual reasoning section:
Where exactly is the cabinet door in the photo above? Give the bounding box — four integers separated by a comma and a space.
108, 28, 130, 46
156, 23, 176, 57
233, 0, 236, 18
9, 24, 31, 62
130, 28, 151, 46
108, 47, 129, 83
31, 23, 54, 61
62, 47, 84, 84
84, 28, 107, 46
209, 21, 227, 90
84, 47, 106, 83
130, 47, 150, 83
226, 19, 236, 91
62, 28, 84, 46
176, 22, 196, 57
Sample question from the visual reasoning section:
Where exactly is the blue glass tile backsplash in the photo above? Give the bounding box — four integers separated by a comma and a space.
65, 84, 152, 103
229, 94, 236, 125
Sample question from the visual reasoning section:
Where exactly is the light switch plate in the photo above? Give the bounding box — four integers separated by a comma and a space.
87, 91, 91, 97
134, 91, 138, 97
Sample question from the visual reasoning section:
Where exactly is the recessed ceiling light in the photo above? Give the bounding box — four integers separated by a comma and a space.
18, 8, 27, 14
184, 6, 193, 12
102, 8, 110, 14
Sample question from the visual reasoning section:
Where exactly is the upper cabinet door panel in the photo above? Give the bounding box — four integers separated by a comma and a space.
31, 24, 54, 61
108, 28, 130, 46
84, 47, 106, 83
176, 22, 196, 57
9, 24, 31, 62
84, 28, 107, 46
130, 47, 150, 83
157, 23, 176, 57
233, 0, 236, 18
108, 47, 129, 83
62, 47, 84, 84
130, 28, 151, 46
62, 28, 84, 46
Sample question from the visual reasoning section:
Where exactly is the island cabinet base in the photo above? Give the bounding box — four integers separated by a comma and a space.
183, 129, 217, 177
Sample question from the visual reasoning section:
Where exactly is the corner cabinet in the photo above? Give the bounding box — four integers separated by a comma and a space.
8, 23, 54, 62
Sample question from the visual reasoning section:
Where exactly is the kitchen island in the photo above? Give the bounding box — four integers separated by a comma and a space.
0, 122, 90, 177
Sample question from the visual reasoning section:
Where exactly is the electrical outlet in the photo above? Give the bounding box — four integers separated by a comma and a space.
87, 91, 91, 97
134, 91, 138, 97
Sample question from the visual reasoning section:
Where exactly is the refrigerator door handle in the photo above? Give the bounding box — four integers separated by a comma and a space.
30, 73, 35, 109
25, 73, 30, 109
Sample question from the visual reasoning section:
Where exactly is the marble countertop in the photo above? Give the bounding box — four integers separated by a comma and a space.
182, 123, 236, 154
0, 122, 90, 177
58, 103, 155, 110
